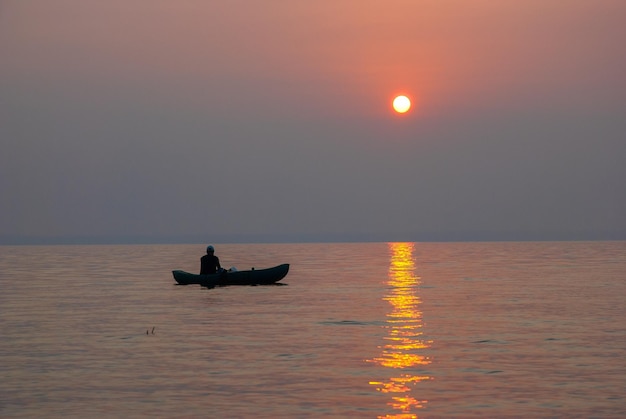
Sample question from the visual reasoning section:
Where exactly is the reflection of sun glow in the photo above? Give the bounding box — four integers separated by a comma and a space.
368, 242, 432, 418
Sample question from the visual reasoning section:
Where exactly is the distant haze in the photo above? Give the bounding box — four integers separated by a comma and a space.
1, 1, 625, 244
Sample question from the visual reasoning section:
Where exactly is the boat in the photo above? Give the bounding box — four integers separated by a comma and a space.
172, 264, 289, 287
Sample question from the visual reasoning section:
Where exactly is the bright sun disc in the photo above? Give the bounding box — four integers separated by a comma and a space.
392, 95, 411, 113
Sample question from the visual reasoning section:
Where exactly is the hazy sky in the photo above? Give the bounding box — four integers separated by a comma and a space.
1, 1, 625, 243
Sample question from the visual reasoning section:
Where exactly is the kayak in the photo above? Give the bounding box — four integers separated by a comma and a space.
172, 264, 289, 287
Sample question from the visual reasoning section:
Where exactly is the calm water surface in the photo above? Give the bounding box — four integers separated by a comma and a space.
1, 242, 625, 418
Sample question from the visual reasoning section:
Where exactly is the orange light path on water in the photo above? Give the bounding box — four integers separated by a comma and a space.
368, 242, 432, 419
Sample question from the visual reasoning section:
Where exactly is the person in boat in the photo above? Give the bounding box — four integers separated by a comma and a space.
200, 245, 224, 275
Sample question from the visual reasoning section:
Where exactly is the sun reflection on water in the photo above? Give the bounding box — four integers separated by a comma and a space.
369, 242, 432, 419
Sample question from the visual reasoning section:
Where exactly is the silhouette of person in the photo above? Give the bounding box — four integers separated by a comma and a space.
200, 245, 222, 275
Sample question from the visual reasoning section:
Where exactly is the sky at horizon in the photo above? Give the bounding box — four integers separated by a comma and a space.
1, 1, 625, 244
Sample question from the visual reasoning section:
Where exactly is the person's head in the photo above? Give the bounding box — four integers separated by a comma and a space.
206, 245, 215, 254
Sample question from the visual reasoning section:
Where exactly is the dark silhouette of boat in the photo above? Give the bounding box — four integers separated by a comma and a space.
172, 264, 289, 287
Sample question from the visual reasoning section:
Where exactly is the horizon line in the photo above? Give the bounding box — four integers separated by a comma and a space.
1, 231, 624, 246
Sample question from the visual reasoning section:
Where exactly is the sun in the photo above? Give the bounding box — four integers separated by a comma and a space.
392, 95, 411, 114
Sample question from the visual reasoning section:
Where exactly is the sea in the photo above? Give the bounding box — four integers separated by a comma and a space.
0, 241, 624, 418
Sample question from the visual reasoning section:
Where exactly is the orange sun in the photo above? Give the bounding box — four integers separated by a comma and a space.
392, 95, 411, 114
